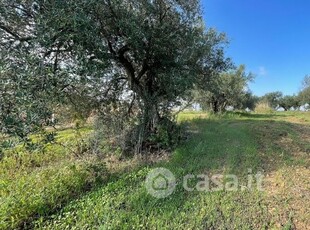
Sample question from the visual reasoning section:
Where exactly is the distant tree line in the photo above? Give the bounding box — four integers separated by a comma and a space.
256, 75, 310, 111
194, 74, 310, 112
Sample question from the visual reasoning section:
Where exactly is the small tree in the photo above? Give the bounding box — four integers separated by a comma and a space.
260, 91, 283, 109
299, 75, 310, 105
241, 92, 259, 111
196, 65, 253, 113
278, 95, 300, 111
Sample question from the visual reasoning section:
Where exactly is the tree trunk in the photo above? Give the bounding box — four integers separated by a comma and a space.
135, 97, 160, 154
211, 98, 219, 113
134, 71, 159, 153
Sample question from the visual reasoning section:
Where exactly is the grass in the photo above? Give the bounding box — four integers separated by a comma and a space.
1, 111, 309, 229
0, 126, 107, 229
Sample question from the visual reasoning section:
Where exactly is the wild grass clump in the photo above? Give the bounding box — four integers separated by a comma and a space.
0, 159, 107, 229
0, 127, 107, 230
255, 101, 274, 114
91, 113, 183, 157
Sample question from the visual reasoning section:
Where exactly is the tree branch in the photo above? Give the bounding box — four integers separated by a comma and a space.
0, 24, 33, 42
0, 24, 19, 39
118, 46, 135, 79
137, 60, 149, 80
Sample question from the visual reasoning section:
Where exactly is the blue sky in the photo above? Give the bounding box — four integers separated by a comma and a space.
201, 0, 310, 96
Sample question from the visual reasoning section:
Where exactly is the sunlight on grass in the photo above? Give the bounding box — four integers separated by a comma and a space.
1, 112, 309, 229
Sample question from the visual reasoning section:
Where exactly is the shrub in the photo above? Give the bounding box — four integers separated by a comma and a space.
254, 101, 274, 114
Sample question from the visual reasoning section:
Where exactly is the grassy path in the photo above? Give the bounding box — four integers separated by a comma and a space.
35, 117, 268, 229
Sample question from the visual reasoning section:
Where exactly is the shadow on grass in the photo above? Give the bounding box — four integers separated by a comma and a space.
179, 119, 303, 173
230, 111, 290, 120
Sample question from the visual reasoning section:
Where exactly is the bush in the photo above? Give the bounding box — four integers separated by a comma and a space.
89, 108, 135, 156
89, 98, 184, 156
254, 102, 274, 114
0, 159, 107, 230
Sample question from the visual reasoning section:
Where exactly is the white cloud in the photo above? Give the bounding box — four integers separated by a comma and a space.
258, 66, 267, 76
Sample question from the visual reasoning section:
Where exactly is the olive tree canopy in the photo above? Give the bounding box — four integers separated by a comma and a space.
0, 0, 230, 153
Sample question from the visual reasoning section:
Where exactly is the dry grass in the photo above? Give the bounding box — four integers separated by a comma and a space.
265, 166, 310, 229
248, 114, 310, 229
255, 101, 274, 114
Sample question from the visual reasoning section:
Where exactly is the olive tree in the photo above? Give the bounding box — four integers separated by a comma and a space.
260, 91, 283, 109
195, 65, 252, 113
299, 75, 310, 105
278, 95, 300, 111
241, 92, 259, 111
0, 0, 229, 153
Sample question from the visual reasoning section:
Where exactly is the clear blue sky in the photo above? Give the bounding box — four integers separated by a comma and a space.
201, 0, 310, 96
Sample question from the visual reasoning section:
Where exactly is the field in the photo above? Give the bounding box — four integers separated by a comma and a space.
1, 111, 309, 229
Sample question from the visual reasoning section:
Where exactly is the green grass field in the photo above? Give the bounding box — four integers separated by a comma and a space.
1, 112, 309, 229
